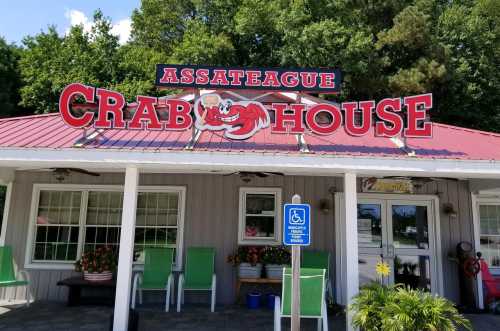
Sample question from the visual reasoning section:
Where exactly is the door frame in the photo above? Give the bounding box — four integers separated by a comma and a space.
471, 191, 500, 309
335, 193, 444, 305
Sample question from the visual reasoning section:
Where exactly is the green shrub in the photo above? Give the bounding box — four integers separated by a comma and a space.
349, 283, 472, 331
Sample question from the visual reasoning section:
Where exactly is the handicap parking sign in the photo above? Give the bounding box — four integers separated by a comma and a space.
283, 203, 310, 246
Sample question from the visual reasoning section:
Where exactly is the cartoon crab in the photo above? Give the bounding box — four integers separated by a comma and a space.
194, 94, 270, 140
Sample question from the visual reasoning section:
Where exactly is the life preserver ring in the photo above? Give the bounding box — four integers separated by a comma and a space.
463, 257, 481, 278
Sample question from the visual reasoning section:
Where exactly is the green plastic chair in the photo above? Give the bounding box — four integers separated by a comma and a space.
131, 247, 174, 312
274, 268, 328, 331
0, 246, 31, 306
302, 250, 333, 302
177, 247, 216, 312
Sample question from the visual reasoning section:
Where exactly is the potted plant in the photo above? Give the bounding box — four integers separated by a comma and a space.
227, 246, 263, 279
349, 261, 472, 331
75, 246, 117, 282
261, 246, 290, 280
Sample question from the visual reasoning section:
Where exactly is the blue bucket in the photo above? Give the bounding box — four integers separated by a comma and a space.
246, 292, 262, 309
266, 294, 276, 309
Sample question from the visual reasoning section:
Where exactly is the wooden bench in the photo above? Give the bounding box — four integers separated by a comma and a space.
57, 276, 116, 306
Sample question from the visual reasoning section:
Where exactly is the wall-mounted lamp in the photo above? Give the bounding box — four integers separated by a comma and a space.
319, 198, 331, 214
442, 202, 458, 218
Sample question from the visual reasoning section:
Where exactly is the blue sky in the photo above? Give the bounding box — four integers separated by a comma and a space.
0, 1, 140, 44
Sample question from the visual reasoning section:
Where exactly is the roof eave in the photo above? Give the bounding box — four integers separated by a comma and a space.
1, 147, 500, 179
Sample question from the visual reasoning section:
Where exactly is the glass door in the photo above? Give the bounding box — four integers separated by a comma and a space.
356, 198, 437, 292
357, 199, 390, 286
386, 200, 435, 292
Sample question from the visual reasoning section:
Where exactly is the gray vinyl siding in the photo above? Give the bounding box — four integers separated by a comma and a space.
0, 171, 481, 305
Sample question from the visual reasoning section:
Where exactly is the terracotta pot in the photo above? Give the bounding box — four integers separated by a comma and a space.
83, 271, 113, 282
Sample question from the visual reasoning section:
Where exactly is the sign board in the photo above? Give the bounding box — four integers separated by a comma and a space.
283, 203, 311, 246
59, 83, 434, 140
361, 177, 414, 194
155, 64, 342, 93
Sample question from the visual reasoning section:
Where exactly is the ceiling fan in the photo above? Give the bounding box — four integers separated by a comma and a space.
20, 167, 100, 182
382, 176, 459, 182
222, 171, 284, 183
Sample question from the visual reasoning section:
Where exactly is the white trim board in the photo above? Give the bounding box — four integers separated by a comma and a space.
2, 148, 500, 178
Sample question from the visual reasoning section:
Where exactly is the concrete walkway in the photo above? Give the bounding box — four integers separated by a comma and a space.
0, 301, 498, 330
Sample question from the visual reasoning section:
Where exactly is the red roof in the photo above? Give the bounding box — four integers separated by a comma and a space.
0, 113, 500, 161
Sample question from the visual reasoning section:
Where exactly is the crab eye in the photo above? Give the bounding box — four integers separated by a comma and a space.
220, 104, 230, 115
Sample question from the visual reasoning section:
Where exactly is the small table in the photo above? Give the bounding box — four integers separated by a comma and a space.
235, 278, 282, 303
57, 276, 116, 306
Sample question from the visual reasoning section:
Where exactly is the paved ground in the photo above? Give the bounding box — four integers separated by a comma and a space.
0, 301, 498, 330
0, 302, 343, 331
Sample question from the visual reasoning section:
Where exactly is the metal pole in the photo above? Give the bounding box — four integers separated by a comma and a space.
291, 194, 301, 331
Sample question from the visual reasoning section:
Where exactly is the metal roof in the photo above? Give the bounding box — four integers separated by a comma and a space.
0, 112, 500, 162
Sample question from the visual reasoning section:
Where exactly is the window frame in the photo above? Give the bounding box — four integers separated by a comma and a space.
25, 184, 186, 271
238, 187, 282, 245
476, 200, 500, 272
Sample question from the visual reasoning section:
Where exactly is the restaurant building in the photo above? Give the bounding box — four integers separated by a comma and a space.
0, 65, 499, 330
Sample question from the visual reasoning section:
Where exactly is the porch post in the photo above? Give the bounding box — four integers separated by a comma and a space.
113, 166, 139, 331
344, 172, 359, 331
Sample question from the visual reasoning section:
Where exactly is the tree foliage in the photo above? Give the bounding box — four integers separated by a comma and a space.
0, 37, 23, 117
1, 0, 498, 132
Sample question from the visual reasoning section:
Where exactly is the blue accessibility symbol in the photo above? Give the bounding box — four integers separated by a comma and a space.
283, 203, 310, 246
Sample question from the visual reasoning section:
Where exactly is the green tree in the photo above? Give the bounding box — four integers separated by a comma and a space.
169, 20, 235, 65
0, 37, 23, 117
11, 0, 500, 134
435, 0, 500, 131
19, 10, 122, 113
130, 0, 195, 52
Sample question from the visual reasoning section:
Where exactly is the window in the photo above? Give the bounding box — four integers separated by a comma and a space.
33, 190, 81, 262
238, 187, 281, 245
84, 191, 123, 255
27, 185, 185, 270
134, 192, 180, 263
479, 204, 500, 269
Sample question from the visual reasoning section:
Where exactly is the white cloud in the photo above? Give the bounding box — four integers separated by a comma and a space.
64, 9, 131, 44
65, 9, 93, 34
111, 18, 132, 44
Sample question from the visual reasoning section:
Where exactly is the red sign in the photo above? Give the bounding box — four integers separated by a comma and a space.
155, 64, 341, 93
59, 83, 433, 140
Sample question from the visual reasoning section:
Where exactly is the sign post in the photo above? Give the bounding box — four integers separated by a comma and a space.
283, 194, 311, 331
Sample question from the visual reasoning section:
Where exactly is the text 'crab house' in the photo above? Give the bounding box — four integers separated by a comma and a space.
59, 83, 433, 140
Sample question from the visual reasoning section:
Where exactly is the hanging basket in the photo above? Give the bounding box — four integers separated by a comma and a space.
83, 271, 113, 282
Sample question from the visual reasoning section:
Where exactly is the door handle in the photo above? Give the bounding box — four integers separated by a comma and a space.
386, 244, 395, 259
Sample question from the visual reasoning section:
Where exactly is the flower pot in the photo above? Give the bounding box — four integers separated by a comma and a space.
238, 263, 262, 279
265, 264, 285, 280
84, 271, 113, 282
246, 292, 262, 309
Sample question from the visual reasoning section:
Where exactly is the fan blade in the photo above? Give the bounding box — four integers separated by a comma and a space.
262, 172, 284, 176
223, 172, 238, 176
55, 168, 100, 177
254, 172, 269, 177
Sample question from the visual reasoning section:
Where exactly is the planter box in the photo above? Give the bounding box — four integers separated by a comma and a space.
265, 264, 285, 280
84, 271, 113, 282
238, 263, 262, 278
